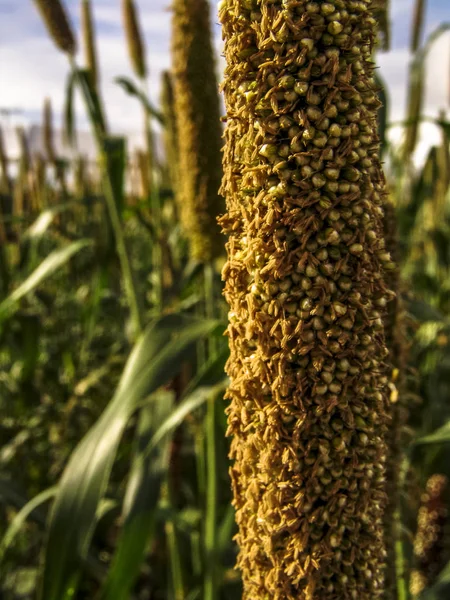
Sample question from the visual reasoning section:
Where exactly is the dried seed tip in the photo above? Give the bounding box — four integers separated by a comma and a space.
220, 0, 391, 598
32, 0, 76, 55
122, 0, 147, 79
81, 0, 99, 89
43, 97, 56, 163
171, 0, 224, 262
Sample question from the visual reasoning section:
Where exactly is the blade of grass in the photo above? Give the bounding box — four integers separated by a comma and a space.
204, 391, 217, 600
71, 65, 143, 335
0, 240, 92, 321
39, 314, 219, 600
101, 393, 174, 599
0, 487, 57, 564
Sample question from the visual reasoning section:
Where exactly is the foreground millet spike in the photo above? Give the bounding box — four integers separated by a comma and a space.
171, 0, 224, 262
219, 1, 392, 598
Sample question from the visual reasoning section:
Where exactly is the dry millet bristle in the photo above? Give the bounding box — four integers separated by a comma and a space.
219, 0, 392, 598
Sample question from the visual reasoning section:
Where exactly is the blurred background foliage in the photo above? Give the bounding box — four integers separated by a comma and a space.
0, 0, 450, 599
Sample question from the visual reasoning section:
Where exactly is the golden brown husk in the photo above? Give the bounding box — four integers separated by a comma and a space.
122, 0, 147, 79
81, 0, 99, 89
171, 0, 224, 262
220, 1, 391, 598
32, 0, 76, 55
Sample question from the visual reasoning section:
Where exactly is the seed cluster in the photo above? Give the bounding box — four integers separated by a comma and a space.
410, 474, 450, 597
219, 1, 392, 598
32, 0, 76, 55
171, 0, 225, 262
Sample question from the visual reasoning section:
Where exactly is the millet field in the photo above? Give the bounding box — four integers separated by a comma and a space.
1, 0, 450, 599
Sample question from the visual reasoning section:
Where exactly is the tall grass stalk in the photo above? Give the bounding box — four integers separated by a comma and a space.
69, 56, 143, 337
204, 391, 217, 600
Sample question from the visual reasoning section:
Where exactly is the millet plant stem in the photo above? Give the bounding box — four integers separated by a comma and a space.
141, 77, 163, 313
69, 56, 144, 338
204, 389, 217, 600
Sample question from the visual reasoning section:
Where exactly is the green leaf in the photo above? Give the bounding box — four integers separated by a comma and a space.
39, 313, 219, 600
115, 77, 164, 124
0, 240, 92, 321
23, 202, 78, 241
0, 487, 57, 564
101, 352, 228, 599
421, 560, 450, 599
415, 420, 450, 445
101, 393, 174, 599
74, 68, 107, 139
103, 136, 126, 216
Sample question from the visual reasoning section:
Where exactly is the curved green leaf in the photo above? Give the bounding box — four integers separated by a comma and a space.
0, 487, 57, 564
415, 420, 450, 446
23, 202, 78, 241
115, 76, 164, 124
101, 351, 228, 599
101, 394, 174, 600
39, 313, 219, 600
0, 240, 92, 321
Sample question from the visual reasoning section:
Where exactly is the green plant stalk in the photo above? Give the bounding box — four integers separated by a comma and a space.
166, 515, 186, 600
141, 78, 163, 313
396, 516, 408, 600
140, 71, 183, 593
69, 57, 143, 336
204, 392, 217, 600
204, 263, 217, 357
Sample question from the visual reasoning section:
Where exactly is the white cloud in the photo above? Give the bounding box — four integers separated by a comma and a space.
0, 0, 448, 161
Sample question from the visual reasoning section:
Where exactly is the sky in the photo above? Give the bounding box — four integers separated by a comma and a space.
0, 0, 449, 158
